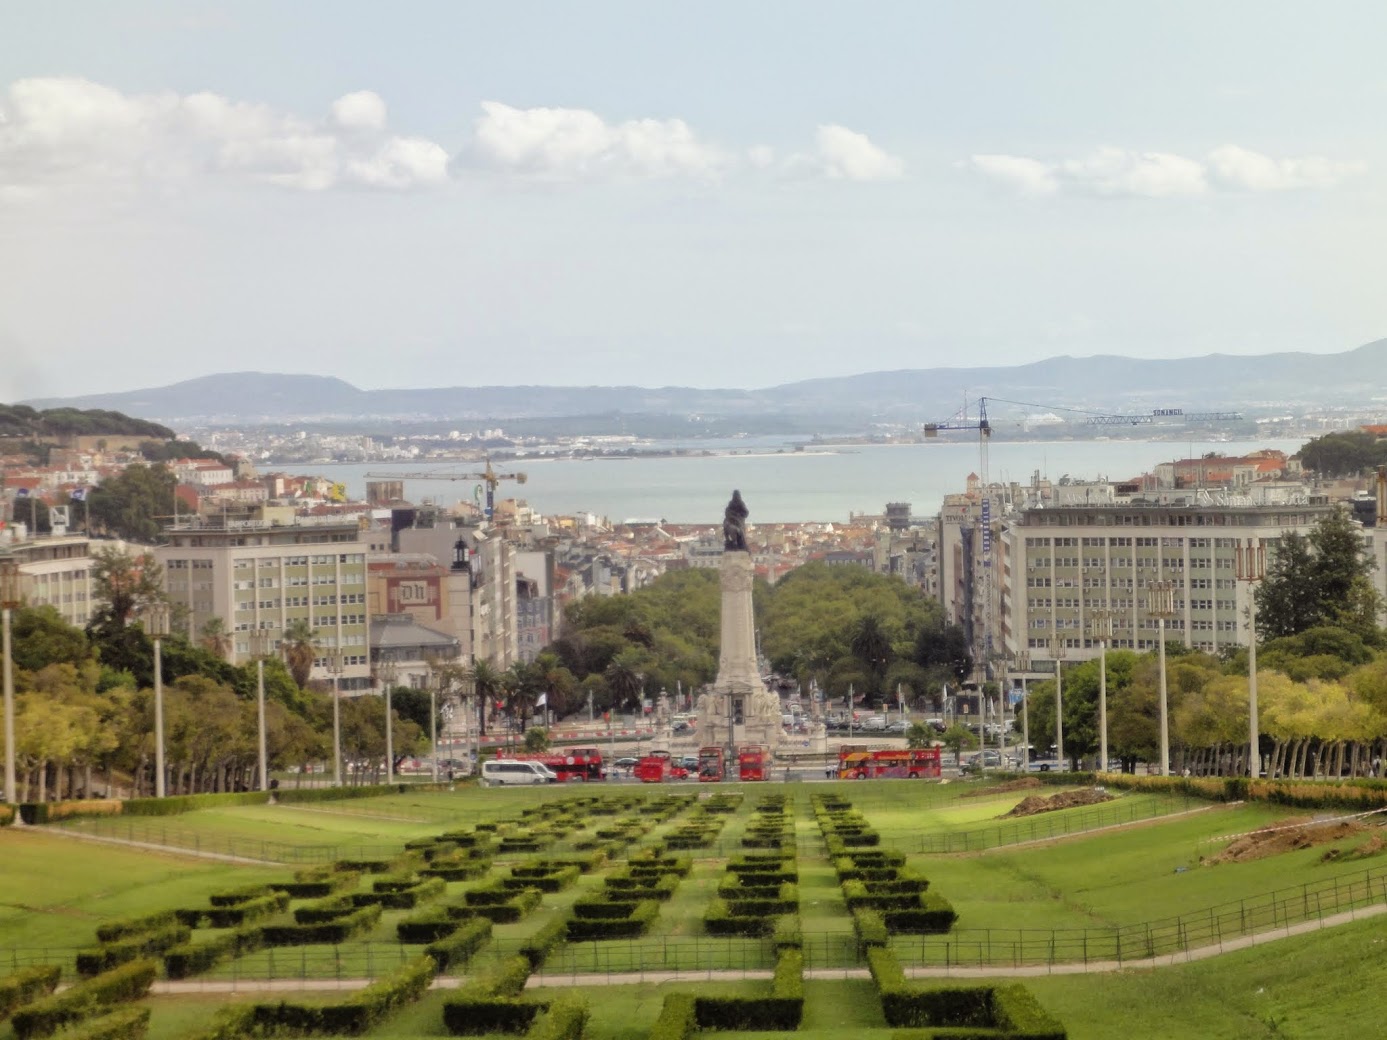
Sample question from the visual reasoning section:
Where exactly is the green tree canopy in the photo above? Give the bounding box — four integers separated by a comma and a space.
1256, 510, 1381, 643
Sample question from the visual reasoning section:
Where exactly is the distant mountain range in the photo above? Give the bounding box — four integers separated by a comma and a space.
23, 340, 1387, 429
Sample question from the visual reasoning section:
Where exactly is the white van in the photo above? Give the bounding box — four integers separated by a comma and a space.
480, 760, 558, 787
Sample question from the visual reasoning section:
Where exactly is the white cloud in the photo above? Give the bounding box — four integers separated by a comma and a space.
968, 143, 1364, 199
1207, 144, 1365, 191
814, 124, 904, 181
330, 90, 388, 133
967, 154, 1056, 196
466, 101, 728, 180
0, 78, 448, 197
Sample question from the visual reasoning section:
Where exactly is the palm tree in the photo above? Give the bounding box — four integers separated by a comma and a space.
469, 658, 503, 738
850, 614, 894, 700
281, 619, 320, 688
605, 652, 645, 713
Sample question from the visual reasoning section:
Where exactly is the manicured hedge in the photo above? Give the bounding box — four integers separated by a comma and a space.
566, 900, 658, 940
518, 917, 567, 969
0, 804, 15, 826
693, 949, 802, 1031
524, 994, 588, 1040
261, 904, 381, 946
52, 1006, 150, 1040
501, 866, 580, 893
0, 966, 60, 1021
334, 858, 394, 874
853, 908, 889, 947
93, 911, 177, 945
294, 895, 356, 924
604, 873, 678, 900
448, 889, 542, 925
163, 927, 263, 980
350, 875, 446, 910
76, 922, 192, 976
203, 891, 290, 927
271, 867, 361, 899
420, 858, 490, 882
703, 901, 775, 938
121, 792, 265, 817
440, 956, 539, 1036
10, 959, 156, 1040
397, 913, 459, 944
884, 893, 958, 935
424, 918, 493, 971
649, 994, 696, 1040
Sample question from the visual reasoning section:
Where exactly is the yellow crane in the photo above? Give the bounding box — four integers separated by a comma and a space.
365, 458, 528, 522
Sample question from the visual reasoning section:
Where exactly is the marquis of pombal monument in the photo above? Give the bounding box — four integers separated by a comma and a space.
698, 491, 783, 754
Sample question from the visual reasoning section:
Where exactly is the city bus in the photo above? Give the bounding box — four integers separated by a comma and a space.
738, 744, 770, 781
493, 746, 606, 782
837, 745, 941, 780
698, 746, 726, 781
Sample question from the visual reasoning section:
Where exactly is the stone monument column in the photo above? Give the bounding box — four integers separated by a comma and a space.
697, 491, 782, 758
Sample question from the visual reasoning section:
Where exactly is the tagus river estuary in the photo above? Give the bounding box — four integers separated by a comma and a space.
312, 438, 1305, 524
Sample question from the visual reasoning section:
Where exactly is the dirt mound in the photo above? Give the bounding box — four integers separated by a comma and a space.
1209, 819, 1367, 865
964, 777, 1043, 798
1000, 788, 1113, 818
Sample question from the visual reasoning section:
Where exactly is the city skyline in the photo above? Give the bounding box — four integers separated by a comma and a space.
5, 2, 1387, 401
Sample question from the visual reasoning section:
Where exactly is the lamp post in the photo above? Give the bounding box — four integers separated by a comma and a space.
326, 654, 344, 786
1148, 579, 1177, 776
429, 673, 440, 784
249, 632, 274, 791
997, 657, 1008, 766
1235, 539, 1266, 779
1089, 609, 1114, 772
1, 556, 20, 806
1051, 635, 1067, 767
146, 603, 170, 798
378, 660, 397, 783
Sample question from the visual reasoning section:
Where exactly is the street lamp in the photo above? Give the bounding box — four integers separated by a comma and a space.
428, 672, 441, 783
1, 556, 21, 806
378, 660, 397, 783
1148, 579, 1177, 776
1089, 609, 1114, 772
1235, 539, 1267, 779
1014, 651, 1031, 768
146, 603, 170, 798
325, 654, 344, 786
1051, 635, 1067, 767
249, 631, 275, 791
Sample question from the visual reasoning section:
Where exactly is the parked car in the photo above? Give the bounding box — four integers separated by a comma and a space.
861, 715, 888, 731
614, 757, 639, 769
886, 718, 909, 733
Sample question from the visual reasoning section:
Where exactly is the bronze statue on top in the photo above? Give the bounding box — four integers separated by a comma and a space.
723, 490, 749, 552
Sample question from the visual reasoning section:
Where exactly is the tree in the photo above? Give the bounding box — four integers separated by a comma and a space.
940, 723, 978, 764
1257, 510, 1381, 643
849, 614, 894, 700
280, 619, 319, 688
905, 721, 936, 749
10, 606, 90, 672
199, 617, 232, 660
86, 463, 177, 543
913, 620, 973, 685
524, 727, 550, 752
89, 546, 165, 630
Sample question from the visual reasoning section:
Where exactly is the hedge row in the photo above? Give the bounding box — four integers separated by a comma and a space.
191, 954, 436, 1038
603, 872, 679, 900
180, 891, 289, 928
94, 911, 176, 945
441, 955, 539, 1035
0, 966, 60, 1021
448, 888, 542, 924
76, 922, 192, 976
500, 865, 580, 893
692, 948, 803, 1031
0, 804, 15, 826
424, 918, 493, 971
518, 918, 569, 970
271, 867, 361, 899
10, 959, 156, 1040
648, 994, 696, 1040
51, 1006, 150, 1040
867, 947, 1067, 1037
163, 927, 263, 980
566, 899, 658, 940
349, 875, 446, 910
1097, 772, 1387, 812
523, 994, 588, 1040
262, 904, 382, 946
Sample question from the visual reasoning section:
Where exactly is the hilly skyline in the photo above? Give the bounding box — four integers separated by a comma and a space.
22, 339, 1387, 430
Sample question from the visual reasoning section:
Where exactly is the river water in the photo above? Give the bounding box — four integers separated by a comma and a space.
311, 437, 1304, 523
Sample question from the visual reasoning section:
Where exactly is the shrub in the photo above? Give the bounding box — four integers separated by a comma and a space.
231, 954, 436, 1036
260, 904, 381, 946
648, 994, 696, 1040
692, 949, 802, 1031
853, 908, 889, 947
397, 913, 459, 944
271, 868, 360, 899
52, 1006, 150, 1040
207, 884, 273, 907
203, 891, 289, 928
76, 923, 192, 976
885, 893, 957, 935
350, 876, 446, 910
0, 804, 14, 826
992, 983, 1069, 1038
163, 928, 263, 980
121, 792, 265, 817
519, 917, 569, 968
566, 900, 658, 940
424, 918, 492, 971
502, 865, 580, 892
94, 911, 176, 944
772, 914, 802, 950
0, 966, 61, 1020
703, 901, 774, 938
524, 994, 588, 1040
294, 895, 357, 924
10, 959, 156, 1040
334, 858, 393, 874
441, 956, 539, 1035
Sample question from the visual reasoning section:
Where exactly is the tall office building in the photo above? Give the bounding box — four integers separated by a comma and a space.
1004, 495, 1336, 667
157, 514, 372, 690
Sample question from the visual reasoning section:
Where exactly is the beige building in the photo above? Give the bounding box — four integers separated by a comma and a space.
156, 514, 372, 690
4, 534, 102, 627
1005, 497, 1336, 666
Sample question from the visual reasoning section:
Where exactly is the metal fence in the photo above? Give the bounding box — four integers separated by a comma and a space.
52, 818, 402, 864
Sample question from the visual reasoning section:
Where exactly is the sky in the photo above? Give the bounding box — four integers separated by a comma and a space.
4, 1, 1387, 402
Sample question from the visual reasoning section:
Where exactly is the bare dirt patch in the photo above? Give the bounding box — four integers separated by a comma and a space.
963, 778, 1043, 798
1208, 817, 1369, 865
999, 788, 1113, 818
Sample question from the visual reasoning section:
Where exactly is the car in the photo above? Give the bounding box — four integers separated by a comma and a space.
678, 757, 699, 771
614, 757, 639, 769
861, 715, 888, 731
886, 718, 909, 733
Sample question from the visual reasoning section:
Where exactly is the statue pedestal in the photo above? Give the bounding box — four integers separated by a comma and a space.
697, 551, 781, 757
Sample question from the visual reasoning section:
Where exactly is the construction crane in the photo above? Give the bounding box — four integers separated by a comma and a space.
365, 458, 528, 522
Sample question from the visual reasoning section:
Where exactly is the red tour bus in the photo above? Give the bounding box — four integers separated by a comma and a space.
697, 746, 725, 782
837, 745, 941, 780
494, 746, 606, 782
738, 744, 770, 781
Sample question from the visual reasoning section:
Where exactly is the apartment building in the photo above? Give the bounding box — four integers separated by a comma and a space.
5, 534, 101, 627
156, 514, 372, 690
1005, 497, 1336, 664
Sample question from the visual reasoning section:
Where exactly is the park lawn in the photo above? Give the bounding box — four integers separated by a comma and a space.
910, 801, 1381, 933
1021, 913, 1387, 1040
0, 828, 274, 951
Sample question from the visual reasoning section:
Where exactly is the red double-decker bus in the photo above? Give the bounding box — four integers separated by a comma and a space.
494, 746, 606, 782
698, 746, 725, 782
837, 745, 941, 780
738, 744, 770, 781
